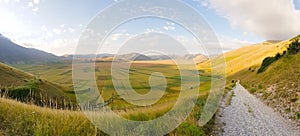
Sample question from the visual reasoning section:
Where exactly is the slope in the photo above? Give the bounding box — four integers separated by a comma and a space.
202, 35, 300, 125
0, 62, 73, 102
0, 34, 60, 64
230, 42, 300, 125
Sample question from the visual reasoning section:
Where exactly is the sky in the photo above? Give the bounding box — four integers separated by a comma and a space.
0, 0, 299, 55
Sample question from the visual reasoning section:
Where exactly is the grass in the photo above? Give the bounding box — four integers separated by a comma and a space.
247, 105, 253, 113
226, 91, 235, 107
0, 62, 75, 104
1, 60, 219, 135
220, 35, 300, 123
198, 38, 290, 77
0, 97, 103, 136
0, 91, 214, 135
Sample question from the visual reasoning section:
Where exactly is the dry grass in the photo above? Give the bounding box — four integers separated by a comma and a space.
206, 35, 300, 123
0, 97, 103, 136
1, 60, 217, 135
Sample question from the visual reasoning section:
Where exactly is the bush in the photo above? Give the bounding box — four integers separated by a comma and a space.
258, 38, 300, 74
257, 57, 276, 73
296, 111, 300, 119
288, 39, 300, 55
258, 84, 263, 89
249, 88, 256, 93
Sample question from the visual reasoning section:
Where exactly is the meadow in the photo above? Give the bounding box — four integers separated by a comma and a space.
2, 60, 217, 135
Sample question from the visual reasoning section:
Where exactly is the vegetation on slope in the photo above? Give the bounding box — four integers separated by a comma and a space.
257, 37, 300, 73
0, 93, 215, 135
198, 38, 289, 76
0, 98, 103, 136
0, 62, 74, 107
197, 35, 300, 126
1, 61, 218, 135
226, 35, 300, 124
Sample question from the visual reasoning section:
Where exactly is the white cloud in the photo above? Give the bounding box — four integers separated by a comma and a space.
163, 21, 176, 31
33, 0, 39, 4
205, 0, 300, 40
110, 33, 131, 41
52, 28, 62, 35
217, 35, 252, 52
0, 11, 26, 34
32, 7, 38, 12
28, 2, 33, 7
68, 27, 75, 33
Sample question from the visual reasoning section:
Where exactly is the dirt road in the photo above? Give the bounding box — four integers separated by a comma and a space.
215, 82, 299, 136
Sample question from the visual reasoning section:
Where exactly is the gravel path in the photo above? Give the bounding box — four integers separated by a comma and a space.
216, 81, 300, 136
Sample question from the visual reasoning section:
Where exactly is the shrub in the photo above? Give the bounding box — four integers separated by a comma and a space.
258, 38, 300, 74
249, 88, 256, 93
258, 84, 263, 89
288, 39, 300, 55
257, 57, 276, 73
296, 111, 300, 119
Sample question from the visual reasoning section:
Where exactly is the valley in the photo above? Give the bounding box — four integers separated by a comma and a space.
1, 34, 300, 135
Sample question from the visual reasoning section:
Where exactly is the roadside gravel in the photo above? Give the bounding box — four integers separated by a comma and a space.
215, 82, 300, 136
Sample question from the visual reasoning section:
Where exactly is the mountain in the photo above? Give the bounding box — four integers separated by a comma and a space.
148, 55, 172, 60
63, 53, 114, 59
183, 54, 208, 64
0, 34, 60, 64
115, 53, 153, 61
66, 52, 208, 62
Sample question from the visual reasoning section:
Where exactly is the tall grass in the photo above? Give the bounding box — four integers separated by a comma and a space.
0, 91, 214, 135
0, 97, 104, 136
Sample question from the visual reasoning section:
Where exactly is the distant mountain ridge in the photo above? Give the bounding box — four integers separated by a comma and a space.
0, 34, 60, 64
69, 53, 208, 63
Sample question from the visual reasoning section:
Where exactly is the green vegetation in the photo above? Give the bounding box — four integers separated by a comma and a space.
249, 88, 256, 93
1, 60, 219, 135
5, 79, 40, 101
257, 52, 283, 73
288, 39, 300, 54
175, 122, 205, 136
247, 105, 253, 113
226, 91, 235, 106
225, 35, 300, 124
296, 111, 300, 119
258, 37, 300, 73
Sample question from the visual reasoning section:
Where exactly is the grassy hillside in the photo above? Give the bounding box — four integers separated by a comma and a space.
230, 38, 300, 123
200, 35, 300, 124
199, 40, 289, 76
0, 62, 74, 104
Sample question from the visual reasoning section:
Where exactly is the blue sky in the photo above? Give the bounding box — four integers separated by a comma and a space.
0, 0, 299, 55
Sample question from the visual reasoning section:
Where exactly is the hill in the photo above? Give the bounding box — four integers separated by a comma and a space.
198, 35, 300, 125
0, 34, 60, 64
114, 53, 153, 61
229, 35, 300, 124
198, 39, 289, 76
0, 62, 73, 105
